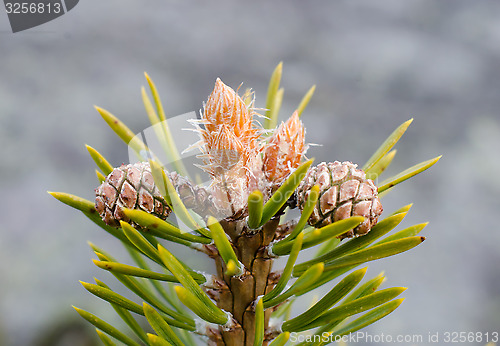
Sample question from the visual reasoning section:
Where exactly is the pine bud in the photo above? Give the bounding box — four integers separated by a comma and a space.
263, 111, 305, 183
194, 79, 265, 218
200, 78, 260, 174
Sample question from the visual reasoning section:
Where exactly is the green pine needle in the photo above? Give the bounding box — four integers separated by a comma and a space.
174, 286, 228, 325
144, 73, 167, 123
86, 144, 114, 175
265, 62, 283, 129
94, 279, 149, 344
81, 281, 144, 315
147, 333, 174, 346
96, 329, 118, 346
283, 287, 406, 332
322, 236, 425, 272
143, 303, 184, 346
264, 263, 324, 308
375, 222, 428, 245
390, 203, 413, 216
144, 73, 186, 177
343, 272, 386, 303
247, 190, 264, 229
73, 307, 140, 346
158, 245, 228, 324
123, 208, 211, 244
365, 149, 397, 179
96, 169, 106, 183
296, 84, 316, 117
254, 298, 265, 346
363, 118, 413, 172
141, 78, 188, 177
330, 298, 405, 338
264, 233, 304, 303
315, 237, 341, 257
281, 268, 367, 332
48, 191, 96, 214
378, 155, 442, 193
142, 86, 161, 125
208, 216, 243, 276
273, 216, 364, 256
267, 87, 284, 129
48, 192, 134, 246
293, 212, 408, 275
121, 221, 165, 266
274, 184, 319, 246
93, 260, 205, 284
268, 332, 290, 346
95, 106, 149, 161
260, 159, 314, 226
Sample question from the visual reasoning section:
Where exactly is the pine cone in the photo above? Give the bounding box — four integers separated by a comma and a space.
168, 170, 218, 218
295, 161, 383, 238
95, 162, 216, 227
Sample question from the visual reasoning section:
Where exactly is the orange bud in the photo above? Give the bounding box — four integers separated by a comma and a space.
199, 79, 261, 177
204, 78, 253, 138
263, 111, 305, 182
204, 125, 244, 175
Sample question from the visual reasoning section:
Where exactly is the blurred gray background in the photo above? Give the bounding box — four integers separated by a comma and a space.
1, 1, 499, 345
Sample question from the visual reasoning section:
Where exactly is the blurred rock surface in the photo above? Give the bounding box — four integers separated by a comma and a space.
1, 1, 499, 345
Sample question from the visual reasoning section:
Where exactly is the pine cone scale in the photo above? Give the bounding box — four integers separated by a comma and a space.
334, 201, 352, 221
107, 167, 125, 188
138, 187, 154, 213
319, 186, 337, 214
339, 179, 360, 202
101, 183, 118, 208
119, 181, 137, 209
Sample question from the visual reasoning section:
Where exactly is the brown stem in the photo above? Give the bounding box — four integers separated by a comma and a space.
207, 218, 281, 345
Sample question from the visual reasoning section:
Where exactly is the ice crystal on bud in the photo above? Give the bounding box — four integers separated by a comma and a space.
263, 111, 305, 183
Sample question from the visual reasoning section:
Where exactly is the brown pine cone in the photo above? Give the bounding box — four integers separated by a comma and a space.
167, 170, 218, 218
295, 161, 383, 238
95, 162, 216, 227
